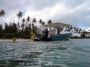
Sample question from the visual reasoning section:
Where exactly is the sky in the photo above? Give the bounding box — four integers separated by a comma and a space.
0, 0, 90, 30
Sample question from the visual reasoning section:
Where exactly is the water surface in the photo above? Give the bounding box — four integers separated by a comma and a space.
0, 39, 90, 67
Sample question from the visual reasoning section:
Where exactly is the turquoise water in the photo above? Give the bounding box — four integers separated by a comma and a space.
0, 39, 90, 67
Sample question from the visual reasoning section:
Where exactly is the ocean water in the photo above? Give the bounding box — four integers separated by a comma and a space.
0, 39, 90, 67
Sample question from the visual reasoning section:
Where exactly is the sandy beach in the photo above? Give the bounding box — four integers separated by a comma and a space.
0, 39, 31, 42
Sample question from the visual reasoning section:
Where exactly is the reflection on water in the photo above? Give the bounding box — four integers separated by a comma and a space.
0, 39, 90, 67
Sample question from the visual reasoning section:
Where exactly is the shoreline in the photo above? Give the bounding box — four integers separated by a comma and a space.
71, 37, 90, 39
0, 39, 31, 42
0, 38, 90, 42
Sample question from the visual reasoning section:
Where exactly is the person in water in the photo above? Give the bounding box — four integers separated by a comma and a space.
13, 37, 16, 43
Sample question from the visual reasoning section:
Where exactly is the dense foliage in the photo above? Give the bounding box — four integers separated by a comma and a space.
0, 10, 47, 39
0, 9, 86, 39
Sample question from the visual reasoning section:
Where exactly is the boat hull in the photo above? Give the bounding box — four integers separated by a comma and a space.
50, 33, 71, 41
34, 33, 72, 41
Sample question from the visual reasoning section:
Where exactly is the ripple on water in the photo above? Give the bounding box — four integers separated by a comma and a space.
0, 39, 90, 67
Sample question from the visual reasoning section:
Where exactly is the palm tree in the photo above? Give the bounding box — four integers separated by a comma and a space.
17, 11, 23, 27
39, 19, 43, 28
0, 24, 3, 33
39, 19, 43, 24
39, 19, 45, 25
30, 18, 37, 38
32, 18, 36, 23
21, 18, 25, 38
42, 21, 45, 25
21, 18, 25, 31
0, 9, 5, 28
32, 18, 37, 32
26, 16, 30, 35
26, 16, 30, 27
48, 19, 52, 25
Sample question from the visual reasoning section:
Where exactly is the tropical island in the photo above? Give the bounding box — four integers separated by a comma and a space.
0, 9, 89, 40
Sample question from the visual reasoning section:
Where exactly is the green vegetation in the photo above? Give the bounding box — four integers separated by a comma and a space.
0, 9, 47, 39
0, 9, 86, 39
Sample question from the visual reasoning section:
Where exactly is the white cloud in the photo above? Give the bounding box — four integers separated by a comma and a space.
24, 3, 67, 21
0, 0, 90, 29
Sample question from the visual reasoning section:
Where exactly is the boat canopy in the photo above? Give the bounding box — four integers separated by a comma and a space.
44, 23, 71, 35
